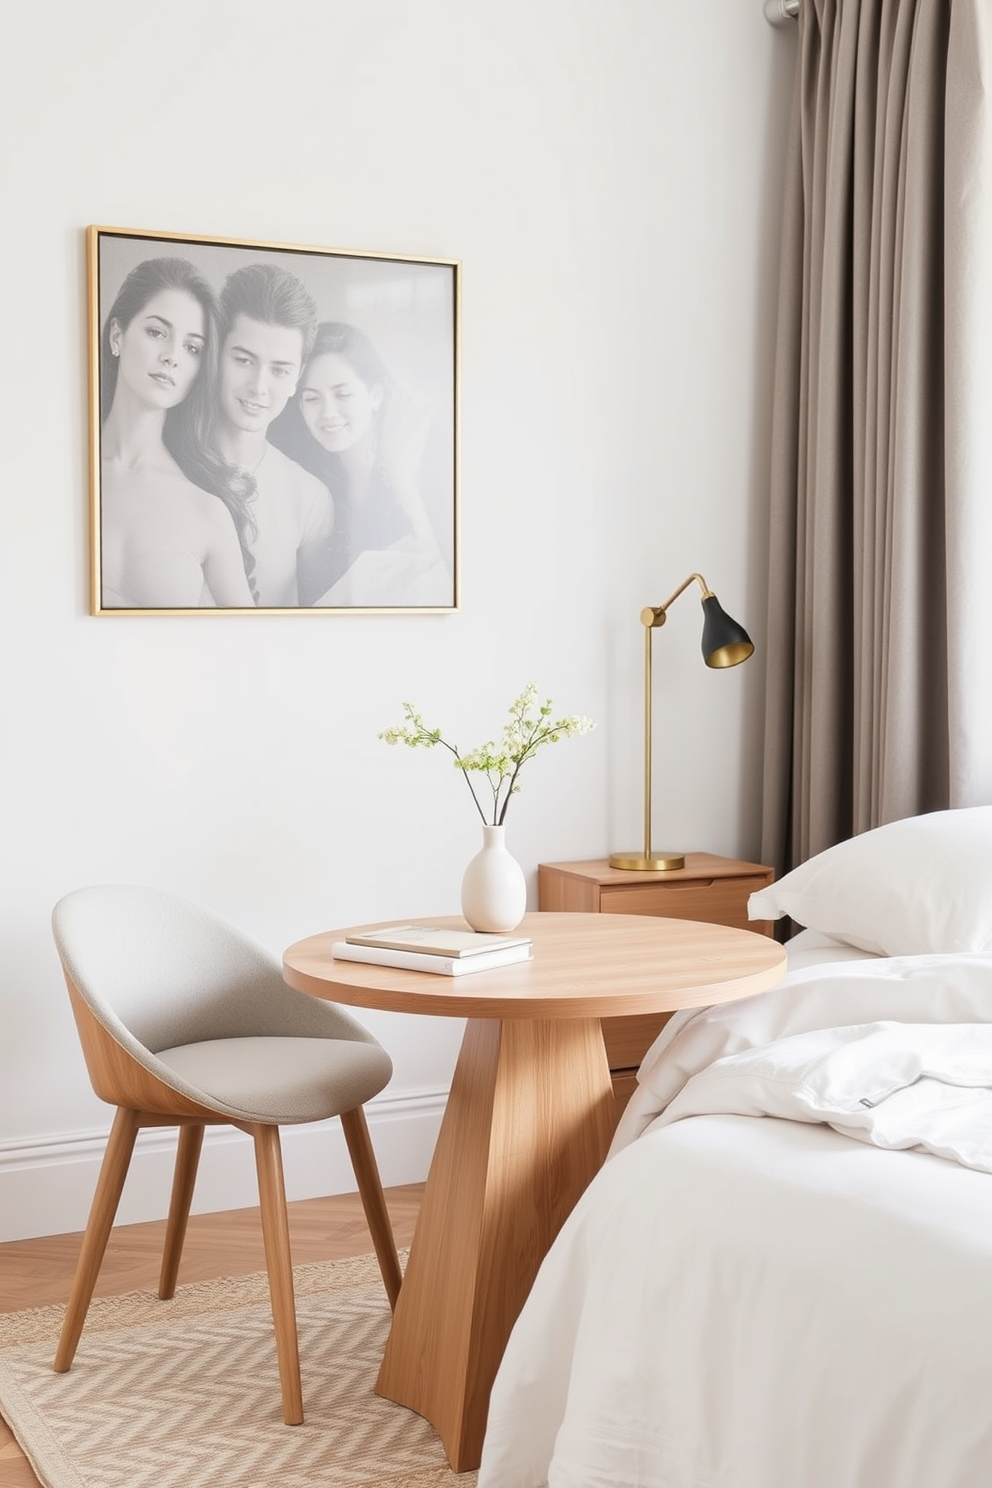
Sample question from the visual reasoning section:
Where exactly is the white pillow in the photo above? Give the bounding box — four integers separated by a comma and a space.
747, 807, 992, 956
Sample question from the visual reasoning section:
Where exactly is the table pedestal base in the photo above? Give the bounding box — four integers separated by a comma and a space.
375, 1014, 615, 1472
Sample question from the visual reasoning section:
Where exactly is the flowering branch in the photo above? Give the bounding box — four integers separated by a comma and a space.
379, 681, 595, 827
379, 703, 490, 823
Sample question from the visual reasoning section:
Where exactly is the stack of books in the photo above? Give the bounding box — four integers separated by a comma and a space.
331, 924, 533, 976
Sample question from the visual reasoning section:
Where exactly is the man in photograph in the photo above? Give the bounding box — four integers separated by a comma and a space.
214, 263, 333, 606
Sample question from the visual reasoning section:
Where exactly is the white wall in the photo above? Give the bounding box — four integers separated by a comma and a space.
0, 0, 796, 1241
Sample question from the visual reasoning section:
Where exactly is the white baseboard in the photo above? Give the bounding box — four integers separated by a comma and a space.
0, 1088, 446, 1243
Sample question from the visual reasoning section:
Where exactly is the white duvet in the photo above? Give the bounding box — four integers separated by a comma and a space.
478, 952, 992, 1488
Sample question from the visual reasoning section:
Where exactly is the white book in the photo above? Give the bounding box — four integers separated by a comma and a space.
331, 940, 533, 976
344, 923, 532, 958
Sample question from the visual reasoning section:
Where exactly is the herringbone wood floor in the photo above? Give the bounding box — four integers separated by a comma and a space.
0, 1184, 423, 1488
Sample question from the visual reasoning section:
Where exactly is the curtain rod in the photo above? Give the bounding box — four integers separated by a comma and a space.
764, 0, 799, 24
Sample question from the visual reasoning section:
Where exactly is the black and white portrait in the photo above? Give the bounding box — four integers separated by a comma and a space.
88, 227, 458, 614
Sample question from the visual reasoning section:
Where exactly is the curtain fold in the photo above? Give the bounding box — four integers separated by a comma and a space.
761, 0, 992, 876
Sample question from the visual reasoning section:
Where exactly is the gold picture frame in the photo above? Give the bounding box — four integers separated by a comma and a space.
87, 225, 459, 615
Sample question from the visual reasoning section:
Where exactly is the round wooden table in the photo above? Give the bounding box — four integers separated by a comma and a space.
283, 911, 786, 1471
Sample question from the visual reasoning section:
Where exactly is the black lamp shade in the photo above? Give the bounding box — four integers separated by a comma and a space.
700, 595, 754, 669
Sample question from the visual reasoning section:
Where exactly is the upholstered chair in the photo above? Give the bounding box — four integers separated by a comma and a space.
50, 884, 402, 1424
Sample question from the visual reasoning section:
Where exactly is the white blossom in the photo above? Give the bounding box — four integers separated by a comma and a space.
379, 683, 595, 825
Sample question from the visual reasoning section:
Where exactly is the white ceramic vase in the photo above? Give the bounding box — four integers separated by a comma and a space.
460, 824, 527, 933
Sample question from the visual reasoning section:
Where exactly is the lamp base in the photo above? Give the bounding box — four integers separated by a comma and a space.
608, 850, 686, 872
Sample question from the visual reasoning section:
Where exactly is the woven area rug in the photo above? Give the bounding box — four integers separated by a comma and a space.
0, 1252, 477, 1488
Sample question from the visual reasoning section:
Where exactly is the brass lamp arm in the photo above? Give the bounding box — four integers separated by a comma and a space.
641, 573, 714, 629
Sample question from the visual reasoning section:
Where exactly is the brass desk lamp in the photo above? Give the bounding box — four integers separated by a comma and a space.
609, 572, 754, 872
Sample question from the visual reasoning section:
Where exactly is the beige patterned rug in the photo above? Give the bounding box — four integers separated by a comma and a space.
0, 1252, 477, 1488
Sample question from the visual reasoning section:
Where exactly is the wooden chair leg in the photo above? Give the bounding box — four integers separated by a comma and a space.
159, 1122, 204, 1299
341, 1105, 402, 1310
252, 1123, 303, 1425
54, 1107, 139, 1372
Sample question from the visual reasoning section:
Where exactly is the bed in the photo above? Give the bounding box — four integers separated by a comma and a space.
478, 808, 992, 1488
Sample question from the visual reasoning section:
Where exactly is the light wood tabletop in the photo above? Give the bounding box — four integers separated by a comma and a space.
283, 911, 786, 1471
283, 910, 785, 1018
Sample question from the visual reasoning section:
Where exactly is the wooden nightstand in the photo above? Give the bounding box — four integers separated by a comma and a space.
538, 853, 776, 1115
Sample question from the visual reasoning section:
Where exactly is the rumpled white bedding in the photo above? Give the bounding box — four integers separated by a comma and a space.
612, 949, 992, 1156
478, 951, 992, 1488
646, 1020, 992, 1172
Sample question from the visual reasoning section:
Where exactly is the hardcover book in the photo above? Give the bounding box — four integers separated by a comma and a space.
344, 924, 532, 958
331, 940, 533, 977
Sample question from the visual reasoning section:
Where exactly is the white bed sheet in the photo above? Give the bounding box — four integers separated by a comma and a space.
783, 924, 883, 970
480, 1113, 992, 1488
479, 949, 992, 1488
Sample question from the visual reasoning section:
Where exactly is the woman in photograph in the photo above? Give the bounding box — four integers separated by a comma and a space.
268, 321, 451, 606
99, 257, 257, 608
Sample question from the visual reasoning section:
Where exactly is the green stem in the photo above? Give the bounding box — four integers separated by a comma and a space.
461, 766, 488, 824
495, 723, 569, 825
432, 737, 487, 824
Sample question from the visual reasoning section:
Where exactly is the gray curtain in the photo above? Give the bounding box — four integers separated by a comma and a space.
761, 0, 992, 876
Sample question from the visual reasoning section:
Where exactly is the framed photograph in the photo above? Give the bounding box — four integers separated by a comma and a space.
87, 226, 459, 615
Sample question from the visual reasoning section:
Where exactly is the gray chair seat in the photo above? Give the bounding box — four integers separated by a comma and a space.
155, 1036, 393, 1124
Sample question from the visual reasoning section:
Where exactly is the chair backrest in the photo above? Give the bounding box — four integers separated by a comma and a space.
52, 885, 373, 1057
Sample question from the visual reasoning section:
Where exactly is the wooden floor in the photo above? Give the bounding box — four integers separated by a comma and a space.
0, 1184, 423, 1488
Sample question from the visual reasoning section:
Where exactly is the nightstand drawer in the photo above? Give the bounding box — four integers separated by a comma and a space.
600, 877, 767, 933
602, 1010, 674, 1071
